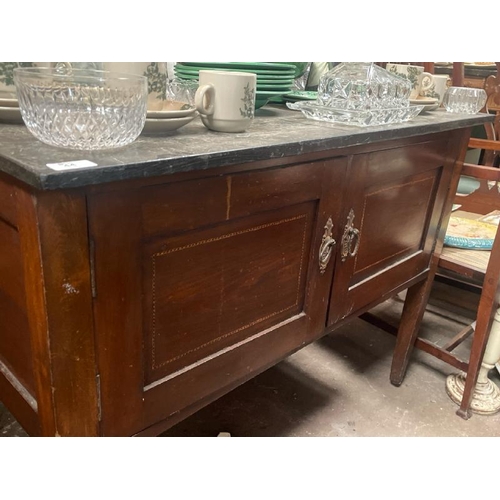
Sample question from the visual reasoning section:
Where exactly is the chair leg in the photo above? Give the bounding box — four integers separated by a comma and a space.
391, 278, 434, 386
446, 308, 500, 418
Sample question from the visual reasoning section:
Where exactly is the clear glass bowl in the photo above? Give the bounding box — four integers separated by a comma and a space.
443, 87, 487, 114
317, 62, 412, 110
14, 67, 148, 150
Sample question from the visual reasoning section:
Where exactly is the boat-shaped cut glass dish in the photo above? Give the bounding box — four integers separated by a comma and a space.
286, 100, 425, 127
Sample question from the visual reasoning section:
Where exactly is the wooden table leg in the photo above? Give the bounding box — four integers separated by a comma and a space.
390, 277, 436, 386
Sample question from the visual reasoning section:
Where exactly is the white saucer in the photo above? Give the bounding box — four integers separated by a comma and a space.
142, 115, 197, 135
0, 106, 23, 124
146, 100, 196, 119
410, 98, 440, 112
0, 97, 19, 108
420, 103, 440, 112
410, 98, 439, 105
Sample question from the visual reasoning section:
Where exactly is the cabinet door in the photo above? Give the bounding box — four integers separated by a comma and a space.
89, 158, 347, 436
327, 138, 453, 326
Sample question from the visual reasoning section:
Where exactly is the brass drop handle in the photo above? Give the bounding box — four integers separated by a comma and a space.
341, 209, 361, 262
319, 217, 336, 274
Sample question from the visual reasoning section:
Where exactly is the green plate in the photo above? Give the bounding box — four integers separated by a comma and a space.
257, 83, 293, 91
175, 71, 294, 82
270, 62, 309, 78
255, 78, 294, 85
256, 90, 289, 98
179, 61, 297, 72
282, 91, 318, 102
255, 97, 270, 109
175, 64, 296, 77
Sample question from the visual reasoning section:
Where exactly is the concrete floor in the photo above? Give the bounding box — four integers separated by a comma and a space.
2, 281, 500, 437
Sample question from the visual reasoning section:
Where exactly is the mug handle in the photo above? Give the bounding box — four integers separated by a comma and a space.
420, 72, 434, 93
195, 84, 215, 116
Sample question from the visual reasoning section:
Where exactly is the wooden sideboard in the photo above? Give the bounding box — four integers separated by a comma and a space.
0, 110, 492, 436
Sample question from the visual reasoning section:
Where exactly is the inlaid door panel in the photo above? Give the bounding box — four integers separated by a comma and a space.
327, 138, 456, 326
143, 202, 315, 385
90, 158, 348, 435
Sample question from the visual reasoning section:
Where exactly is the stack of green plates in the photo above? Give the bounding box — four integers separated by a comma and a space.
174, 62, 297, 109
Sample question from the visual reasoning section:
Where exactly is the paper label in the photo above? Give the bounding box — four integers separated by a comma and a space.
46, 160, 98, 171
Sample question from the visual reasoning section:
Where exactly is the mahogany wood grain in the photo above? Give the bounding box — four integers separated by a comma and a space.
89, 161, 338, 436
390, 128, 472, 385
143, 202, 315, 383
0, 126, 478, 435
15, 188, 56, 436
327, 139, 450, 326
88, 191, 144, 436
0, 220, 35, 395
16, 188, 99, 436
0, 173, 17, 229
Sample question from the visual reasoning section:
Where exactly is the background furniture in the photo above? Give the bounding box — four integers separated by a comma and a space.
389, 138, 500, 418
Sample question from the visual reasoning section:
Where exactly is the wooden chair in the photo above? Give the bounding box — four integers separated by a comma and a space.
387, 140, 500, 419
472, 73, 500, 166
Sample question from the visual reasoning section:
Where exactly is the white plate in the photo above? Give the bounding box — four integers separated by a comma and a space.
0, 97, 19, 108
410, 98, 438, 105
0, 106, 23, 124
420, 103, 440, 112
142, 115, 197, 135
410, 98, 440, 112
146, 100, 196, 119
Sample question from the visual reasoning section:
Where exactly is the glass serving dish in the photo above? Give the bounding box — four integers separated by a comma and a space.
14, 67, 148, 150
286, 100, 424, 127
287, 62, 424, 127
443, 87, 487, 114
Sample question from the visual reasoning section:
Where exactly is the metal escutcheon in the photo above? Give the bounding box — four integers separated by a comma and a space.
319, 217, 336, 274
341, 209, 360, 262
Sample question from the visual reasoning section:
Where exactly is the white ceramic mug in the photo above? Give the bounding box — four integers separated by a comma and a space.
386, 63, 433, 99
195, 70, 257, 133
420, 74, 451, 105
102, 62, 168, 110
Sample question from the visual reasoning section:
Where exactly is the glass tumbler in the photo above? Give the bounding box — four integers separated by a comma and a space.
443, 87, 487, 114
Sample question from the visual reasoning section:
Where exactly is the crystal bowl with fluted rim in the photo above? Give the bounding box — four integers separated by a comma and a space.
14, 67, 148, 150
443, 87, 487, 114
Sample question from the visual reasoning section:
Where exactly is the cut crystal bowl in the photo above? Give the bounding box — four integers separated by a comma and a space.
317, 62, 412, 110
14, 67, 148, 150
443, 87, 487, 114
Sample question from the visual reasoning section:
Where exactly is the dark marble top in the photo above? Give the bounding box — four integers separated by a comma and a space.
0, 106, 494, 191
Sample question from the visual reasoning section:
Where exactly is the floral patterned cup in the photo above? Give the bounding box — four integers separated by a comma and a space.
386, 63, 433, 99
420, 74, 451, 105
0, 62, 51, 98
101, 63, 168, 110
195, 70, 256, 133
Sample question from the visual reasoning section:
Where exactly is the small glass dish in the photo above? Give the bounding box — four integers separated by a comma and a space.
443, 87, 487, 114
286, 100, 424, 127
14, 67, 148, 150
